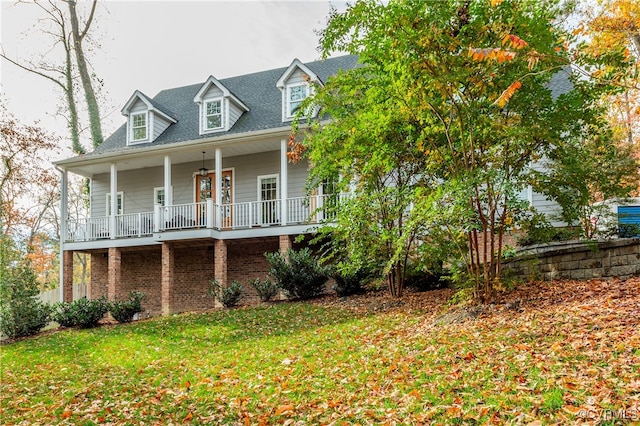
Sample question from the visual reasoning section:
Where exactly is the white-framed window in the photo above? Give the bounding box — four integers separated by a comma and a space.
204, 99, 223, 131
154, 187, 171, 206
106, 192, 124, 216
286, 84, 308, 118
130, 112, 148, 142
258, 174, 279, 225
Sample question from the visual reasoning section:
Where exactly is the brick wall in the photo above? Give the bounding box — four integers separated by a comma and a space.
90, 252, 108, 299
121, 247, 162, 315
172, 245, 215, 313
228, 237, 280, 304
503, 238, 640, 281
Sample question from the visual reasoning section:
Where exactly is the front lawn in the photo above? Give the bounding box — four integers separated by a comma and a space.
1, 278, 639, 424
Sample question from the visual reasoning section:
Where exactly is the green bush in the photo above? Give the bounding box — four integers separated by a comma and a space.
108, 291, 145, 323
53, 297, 108, 328
331, 267, 371, 297
266, 248, 329, 300
209, 280, 243, 308
0, 265, 52, 339
248, 278, 279, 302
404, 267, 447, 292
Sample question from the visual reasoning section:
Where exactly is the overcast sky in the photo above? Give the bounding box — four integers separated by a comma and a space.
0, 0, 342, 158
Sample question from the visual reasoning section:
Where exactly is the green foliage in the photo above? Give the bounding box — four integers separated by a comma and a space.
517, 211, 582, 246
331, 266, 373, 297
292, 0, 615, 301
248, 278, 279, 302
0, 262, 52, 339
108, 291, 145, 323
209, 280, 243, 308
266, 248, 329, 300
404, 267, 448, 292
53, 297, 108, 328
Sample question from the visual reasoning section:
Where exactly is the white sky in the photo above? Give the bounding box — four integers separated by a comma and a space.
0, 0, 342, 158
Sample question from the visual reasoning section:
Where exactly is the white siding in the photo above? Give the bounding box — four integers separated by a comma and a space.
203, 86, 223, 98
287, 69, 308, 86
90, 153, 312, 216
228, 101, 244, 129
130, 99, 147, 113
152, 113, 172, 140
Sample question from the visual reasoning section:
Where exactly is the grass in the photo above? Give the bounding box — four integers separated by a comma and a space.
1, 278, 639, 424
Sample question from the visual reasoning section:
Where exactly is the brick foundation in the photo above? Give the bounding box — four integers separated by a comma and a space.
82, 234, 306, 316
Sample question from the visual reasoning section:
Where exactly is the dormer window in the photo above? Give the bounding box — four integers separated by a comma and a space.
204, 99, 223, 130
277, 58, 323, 122
287, 84, 308, 118
194, 76, 249, 135
122, 91, 177, 146
131, 112, 148, 142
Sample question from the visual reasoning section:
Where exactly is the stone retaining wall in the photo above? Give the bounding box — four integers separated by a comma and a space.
503, 238, 640, 281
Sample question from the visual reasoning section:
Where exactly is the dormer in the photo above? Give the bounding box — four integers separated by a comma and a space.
193, 76, 249, 135
121, 91, 177, 145
276, 58, 322, 122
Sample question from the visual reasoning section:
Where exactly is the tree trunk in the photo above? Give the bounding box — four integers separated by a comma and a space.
67, 0, 103, 148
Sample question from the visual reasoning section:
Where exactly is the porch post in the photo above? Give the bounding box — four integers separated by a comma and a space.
213, 239, 227, 307
59, 168, 68, 302
62, 251, 73, 302
164, 155, 173, 207
107, 247, 121, 301
280, 138, 288, 226
161, 242, 174, 315
279, 235, 292, 256
215, 148, 222, 228
110, 163, 118, 239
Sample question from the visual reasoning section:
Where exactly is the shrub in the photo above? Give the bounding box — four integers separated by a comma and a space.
0, 265, 52, 339
404, 268, 447, 292
108, 291, 145, 323
266, 248, 329, 300
248, 278, 279, 302
331, 267, 371, 297
209, 280, 243, 308
53, 297, 108, 328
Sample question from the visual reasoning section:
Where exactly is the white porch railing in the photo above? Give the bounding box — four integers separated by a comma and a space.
65, 195, 341, 242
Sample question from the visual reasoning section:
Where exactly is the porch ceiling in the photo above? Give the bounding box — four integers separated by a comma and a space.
58, 135, 283, 178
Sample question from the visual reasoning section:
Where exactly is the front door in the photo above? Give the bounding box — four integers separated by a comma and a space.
196, 170, 233, 228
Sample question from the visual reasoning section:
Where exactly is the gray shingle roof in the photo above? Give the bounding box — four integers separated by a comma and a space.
91, 55, 360, 156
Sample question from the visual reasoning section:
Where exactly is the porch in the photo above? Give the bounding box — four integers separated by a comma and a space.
65, 195, 335, 243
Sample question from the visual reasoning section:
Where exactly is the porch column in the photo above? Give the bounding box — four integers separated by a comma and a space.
215, 148, 222, 228
164, 155, 173, 207
107, 247, 122, 301
280, 138, 288, 226
161, 242, 174, 315
62, 250, 74, 302
59, 168, 68, 302
110, 163, 118, 239
279, 235, 292, 256
214, 239, 227, 298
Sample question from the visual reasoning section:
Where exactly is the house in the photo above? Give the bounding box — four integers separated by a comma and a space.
54, 55, 360, 316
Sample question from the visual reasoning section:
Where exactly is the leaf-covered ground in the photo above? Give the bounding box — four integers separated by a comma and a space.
1, 278, 638, 425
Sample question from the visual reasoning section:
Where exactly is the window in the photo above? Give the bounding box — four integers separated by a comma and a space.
204, 99, 223, 131
258, 174, 279, 225
287, 84, 308, 118
106, 192, 124, 216
131, 113, 147, 141
154, 187, 170, 206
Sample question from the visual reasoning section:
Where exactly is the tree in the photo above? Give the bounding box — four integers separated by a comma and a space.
0, 0, 104, 152
576, 0, 640, 193
292, 0, 616, 301
1, 108, 61, 292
